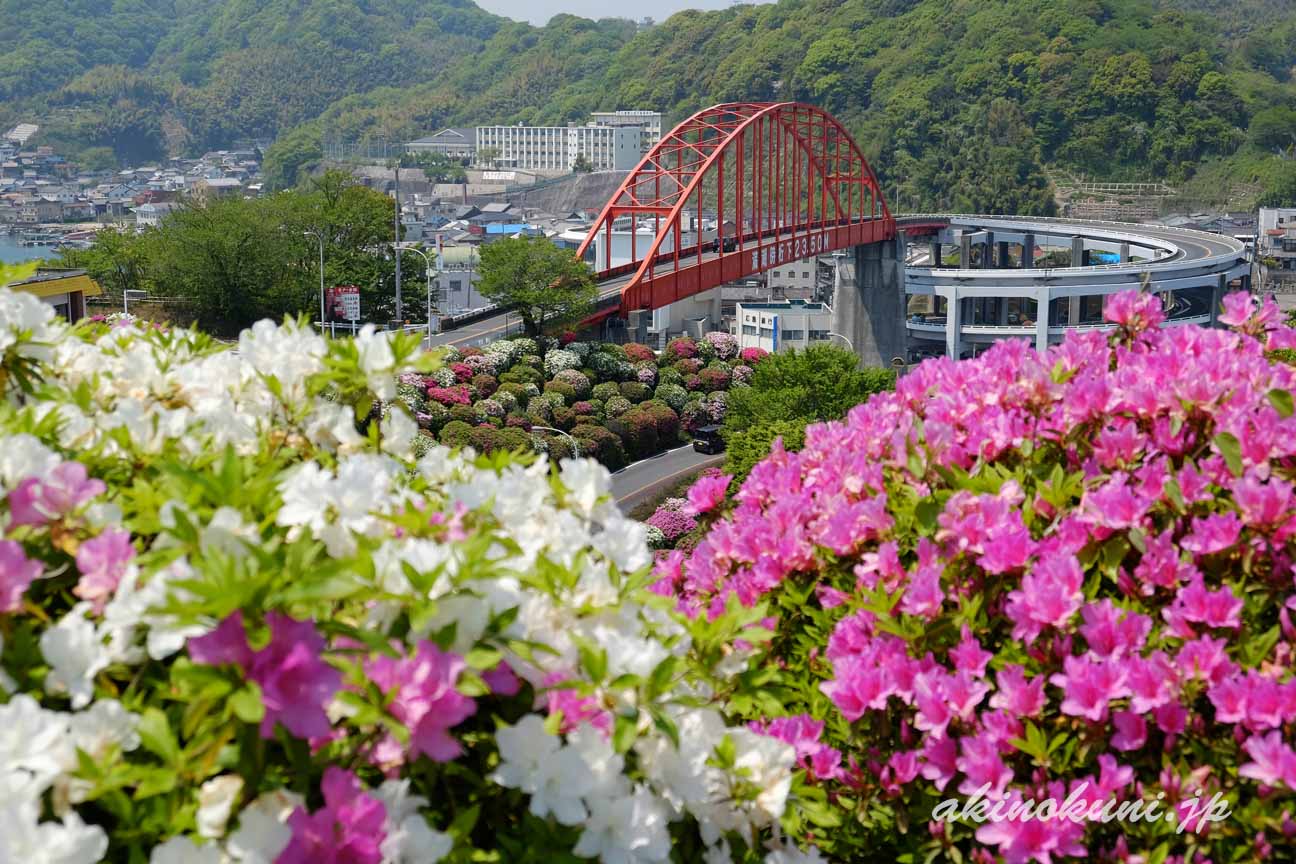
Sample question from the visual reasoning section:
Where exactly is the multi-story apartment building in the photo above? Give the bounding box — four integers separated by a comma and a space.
475, 124, 640, 173
589, 110, 663, 150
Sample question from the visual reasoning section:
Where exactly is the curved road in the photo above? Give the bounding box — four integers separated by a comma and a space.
611, 444, 725, 512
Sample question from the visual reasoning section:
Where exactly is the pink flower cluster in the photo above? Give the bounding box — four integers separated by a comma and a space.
646, 507, 697, 542
190, 611, 342, 740
277, 767, 386, 864
667, 291, 1296, 858
426, 384, 472, 406
365, 641, 476, 765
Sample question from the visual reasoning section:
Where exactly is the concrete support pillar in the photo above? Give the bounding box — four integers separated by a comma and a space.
998, 241, 1010, 268
830, 241, 906, 367
1022, 234, 1035, 269
1036, 286, 1051, 352
708, 288, 722, 332
1210, 274, 1226, 327
929, 240, 941, 267
1119, 242, 1130, 263
1067, 295, 1080, 326
1071, 236, 1085, 268
942, 287, 963, 359
982, 232, 995, 269
960, 233, 971, 268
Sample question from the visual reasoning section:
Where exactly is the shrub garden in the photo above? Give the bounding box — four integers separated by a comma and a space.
400, 333, 765, 471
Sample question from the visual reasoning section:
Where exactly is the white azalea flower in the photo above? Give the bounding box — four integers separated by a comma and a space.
197, 775, 244, 839
763, 842, 829, 864
489, 714, 558, 794
223, 789, 302, 864
380, 408, 418, 459
40, 607, 108, 710
375, 780, 453, 864
355, 325, 397, 399
0, 433, 58, 488
560, 458, 611, 517
0, 800, 107, 864
573, 784, 672, 864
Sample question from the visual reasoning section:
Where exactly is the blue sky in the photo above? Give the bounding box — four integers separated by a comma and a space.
474, 0, 770, 26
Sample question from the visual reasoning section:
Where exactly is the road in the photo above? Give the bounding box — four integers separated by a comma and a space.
611, 443, 725, 512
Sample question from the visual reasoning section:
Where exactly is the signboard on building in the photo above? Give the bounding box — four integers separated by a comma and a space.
327, 285, 361, 321
482, 171, 516, 182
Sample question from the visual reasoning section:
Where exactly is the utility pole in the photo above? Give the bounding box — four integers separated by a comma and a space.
393, 161, 403, 322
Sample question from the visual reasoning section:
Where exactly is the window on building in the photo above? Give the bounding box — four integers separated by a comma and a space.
782, 329, 804, 341
808, 330, 830, 341
742, 324, 758, 336
760, 327, 774, 338
802, 271, 810, 278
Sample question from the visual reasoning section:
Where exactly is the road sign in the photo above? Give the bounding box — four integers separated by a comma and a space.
327, 285, 361, 321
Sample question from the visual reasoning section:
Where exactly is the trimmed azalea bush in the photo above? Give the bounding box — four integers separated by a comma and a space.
654, 383, 689, 412
625, 343, 656, 363
740, 347, 769, 364
0, 287, 819, 864
572, 424, 629, 471
665, 337, 699, 362
656, 291, 1296, 863
620, 381, 651, 403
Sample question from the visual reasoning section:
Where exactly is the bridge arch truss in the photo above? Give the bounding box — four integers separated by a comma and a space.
575, 102, 895, 319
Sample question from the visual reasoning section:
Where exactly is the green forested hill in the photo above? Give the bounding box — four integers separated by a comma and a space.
4, 0, 1296, 211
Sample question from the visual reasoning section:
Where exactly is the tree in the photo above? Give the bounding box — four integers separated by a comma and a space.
477, 146, 501, 169
475, 237, 597, 340
722, 344, 895, 481
572, 153, 593, 174
1251, 106, 1296, 153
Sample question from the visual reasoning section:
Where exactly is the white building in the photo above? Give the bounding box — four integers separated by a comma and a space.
475, 124, 640, 173
735, 299, 834, 353
589, 110, 663, 150
1259, 207, 1296, 276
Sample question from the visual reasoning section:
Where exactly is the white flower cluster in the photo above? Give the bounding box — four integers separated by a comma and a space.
0, 287, 808, 864
543, 348, 581, 376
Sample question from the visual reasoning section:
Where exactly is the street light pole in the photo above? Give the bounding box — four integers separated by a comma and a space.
826, 331, 854, 352
304, 228, 326, 327
531, 425, 579, 460
400, 244, 436, 345
393, 163, 403, 321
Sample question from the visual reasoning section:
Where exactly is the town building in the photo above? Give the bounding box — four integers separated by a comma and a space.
589, 110, 663, 150
475, 124, 640, 173
5, 268, 103, 322
405, 129, 476, 161
734, 299, 835, 353
192, 177, 243, 201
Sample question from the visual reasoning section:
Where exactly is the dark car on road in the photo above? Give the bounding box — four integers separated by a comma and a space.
692, 425, 725, 454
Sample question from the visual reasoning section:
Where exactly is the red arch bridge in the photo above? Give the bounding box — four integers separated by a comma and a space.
435, 102, 906, 361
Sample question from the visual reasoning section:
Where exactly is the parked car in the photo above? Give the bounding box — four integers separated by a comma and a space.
692, 424, 725, 454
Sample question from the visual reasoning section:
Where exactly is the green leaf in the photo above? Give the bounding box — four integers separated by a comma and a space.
1213, 432, 1243, 477
463, 647, 503, 670
230, 684, 265, 724
612, 711, 638, 754
1268, 388, 1294, 418
137, 708, 181, 767
573, 635, 607, 684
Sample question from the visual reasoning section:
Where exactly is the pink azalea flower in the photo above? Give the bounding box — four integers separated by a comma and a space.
1233, 472, 1294, 534
682, 473, 732, 517
1208, 675, 1249, 725
1243, 672, 1288, 730
949, 625, 992, 677
366, 641, 477, 762
1152, 701, 1188, 737
1049, 655, 1130, 722
189, 612, 342, 740
482, 661, 521, 697
1217, 291, 1256, 328
1240, 731, 1296, 790
0, 540, 43, 612
821, 657, 893, 722
277, 767, 387, 864
752, 715, 843, 781
1164, 578, 1242, 633
900, 562, 944, 619
1110, 710, 1147, 751
1177, 635, 1235, 684
919, 734, 958, 791
1079, 599, 1150, 658
1004, 552, 1085, 643
1104, 289, 1165, 332
976, 800, 1087, 864
6, 462, 105, 527
542, 672, 611, 735
73, 529, 134, 613
913, 672, 954, 736
1181, 512, 1242, 556
956, 732, 1013, 798
989, 665, 1045, 718
1081, 474, 1147, 529
1126, 652, 1177, 713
